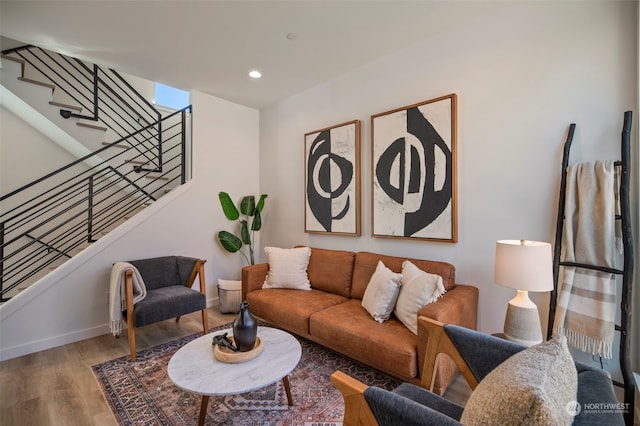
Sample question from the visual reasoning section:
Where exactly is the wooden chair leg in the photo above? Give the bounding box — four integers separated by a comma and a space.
201, 309, 209, 335
198, 261, 209, 334
176, 316, 181, 323
128, 325, 136, 361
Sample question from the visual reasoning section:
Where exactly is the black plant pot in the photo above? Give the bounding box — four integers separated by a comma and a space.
232, 301, 257, 352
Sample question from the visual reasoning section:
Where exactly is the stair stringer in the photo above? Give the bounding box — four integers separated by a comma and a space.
0, 181, 200, 361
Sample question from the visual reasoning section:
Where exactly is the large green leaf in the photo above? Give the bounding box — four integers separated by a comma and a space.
218, 231, 242, 253
255, 194, 267, 213
240, 196, 256, 216
240, 220, 251, 244
251, 209, 262, 231
219, 192, 239, 221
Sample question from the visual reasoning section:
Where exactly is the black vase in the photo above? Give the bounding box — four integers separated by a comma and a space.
232, 301, 257, 352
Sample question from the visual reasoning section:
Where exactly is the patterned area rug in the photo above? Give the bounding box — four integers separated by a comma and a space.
92, 323, 401, 425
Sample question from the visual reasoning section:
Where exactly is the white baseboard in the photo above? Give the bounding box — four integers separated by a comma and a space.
0, 323, 109, 362
1, 299, 223, 362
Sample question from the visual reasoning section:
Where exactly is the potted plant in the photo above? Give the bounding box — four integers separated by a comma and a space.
217, 192, 267, 265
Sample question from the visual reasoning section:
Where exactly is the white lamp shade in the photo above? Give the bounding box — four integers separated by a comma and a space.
494, 240, 554, 292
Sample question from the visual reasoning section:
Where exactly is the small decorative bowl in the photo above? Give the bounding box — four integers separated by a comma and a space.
214, 336, 263, 363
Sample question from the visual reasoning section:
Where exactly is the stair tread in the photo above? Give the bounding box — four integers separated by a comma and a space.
17, 76, 55, 91
77, 122, 107, 132
49, 101, 82, 112
102, 142, 128, 149
145, 175, 170, 181
125, 159, 146, 164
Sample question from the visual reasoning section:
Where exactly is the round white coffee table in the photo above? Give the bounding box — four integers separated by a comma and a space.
168, 326, 302, 425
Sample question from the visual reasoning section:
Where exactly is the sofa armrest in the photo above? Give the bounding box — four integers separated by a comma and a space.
416, 284, 478, 329
241, 263, 269, 300
415, 284, 478, 392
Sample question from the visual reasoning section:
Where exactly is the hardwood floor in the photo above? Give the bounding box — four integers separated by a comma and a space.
0, 308, 471, 425
0, 308, 237, 426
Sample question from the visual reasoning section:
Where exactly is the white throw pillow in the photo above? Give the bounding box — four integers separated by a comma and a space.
361, 261, 403, 323
394, 260, 445, 334
460, 336, 578, 426
262, 246, 312, 290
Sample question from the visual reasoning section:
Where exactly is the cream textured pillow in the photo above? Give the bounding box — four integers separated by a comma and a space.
262, 246, 312, 290
361, 261, 402, 323
460, 336, 578, 426
394, 260, 445, 334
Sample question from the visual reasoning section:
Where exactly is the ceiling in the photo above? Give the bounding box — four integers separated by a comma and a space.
1, 1, 495, 109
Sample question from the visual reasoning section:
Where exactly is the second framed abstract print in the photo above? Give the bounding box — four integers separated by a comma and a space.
305, 120, 361, 235
371, 94, 457, 242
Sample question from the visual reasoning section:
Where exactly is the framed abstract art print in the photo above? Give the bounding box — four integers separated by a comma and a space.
304, 120, 361, 235
371, 94, 457, 242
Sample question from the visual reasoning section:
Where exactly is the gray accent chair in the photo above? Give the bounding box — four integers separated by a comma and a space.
331, 316, 625, 426
122, 256, 208, 360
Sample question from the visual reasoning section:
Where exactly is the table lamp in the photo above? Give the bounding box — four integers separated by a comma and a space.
494, 240, 554, 346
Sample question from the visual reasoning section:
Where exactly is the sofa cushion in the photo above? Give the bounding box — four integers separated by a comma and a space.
361, 261, 402, 323
303, 246, 355, 297
395, 260, 446, 334
262, 246, 311, 290
247, 288, 348, 335
310, 299, 418, 378
460, 336, 577, 426
131, 285, 205, 327
351, 252, 455, 299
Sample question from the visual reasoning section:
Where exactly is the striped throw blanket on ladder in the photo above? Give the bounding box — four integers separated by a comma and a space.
553, 160, 619, 359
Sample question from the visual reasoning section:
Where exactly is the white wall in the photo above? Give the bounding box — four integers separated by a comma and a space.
0, 105, 78, 194
259, 1, 638, 371
0, 90, 259, 360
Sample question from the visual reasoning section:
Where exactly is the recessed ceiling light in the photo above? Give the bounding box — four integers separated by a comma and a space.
249, 70, 262, 79
286, 32, 298, 41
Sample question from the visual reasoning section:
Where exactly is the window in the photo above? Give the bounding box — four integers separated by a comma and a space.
154, 83, 189, 110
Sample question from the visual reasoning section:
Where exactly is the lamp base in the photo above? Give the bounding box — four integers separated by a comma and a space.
503, 290, 543, 347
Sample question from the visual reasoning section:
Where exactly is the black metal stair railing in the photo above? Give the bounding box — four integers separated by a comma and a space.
2, 45, 163, 171
0, 107, 192, 302
1, 44, 191, 301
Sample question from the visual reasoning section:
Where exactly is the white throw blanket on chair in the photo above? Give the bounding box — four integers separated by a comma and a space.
553, 160, 618, 359
109, 262, 147, 336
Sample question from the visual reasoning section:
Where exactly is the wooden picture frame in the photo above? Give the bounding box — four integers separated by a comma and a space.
371, 94, 457, 242
304, 120, 361, 235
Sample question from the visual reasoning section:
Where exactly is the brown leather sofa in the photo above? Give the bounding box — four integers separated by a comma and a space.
242, 246, 479, 395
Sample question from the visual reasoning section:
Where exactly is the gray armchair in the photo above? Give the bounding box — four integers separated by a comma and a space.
331, 316, 625, 426
121, 256, 208, 360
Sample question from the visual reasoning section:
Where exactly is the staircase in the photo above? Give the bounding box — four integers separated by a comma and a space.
0, 45, 192, 301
